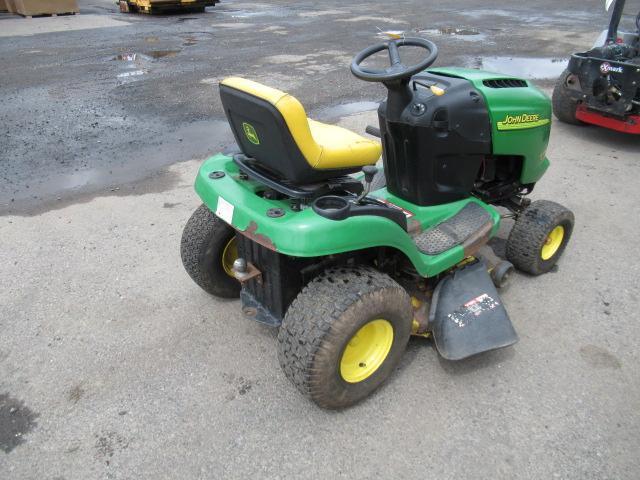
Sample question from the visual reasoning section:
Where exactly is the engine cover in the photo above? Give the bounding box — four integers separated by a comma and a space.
378, 72, 492, 206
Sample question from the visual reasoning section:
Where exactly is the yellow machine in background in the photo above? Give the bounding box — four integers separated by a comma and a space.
118, 0, 219, 14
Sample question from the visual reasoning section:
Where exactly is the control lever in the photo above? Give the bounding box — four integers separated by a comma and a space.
356, 165, 378, 204
365, 125, 381, 138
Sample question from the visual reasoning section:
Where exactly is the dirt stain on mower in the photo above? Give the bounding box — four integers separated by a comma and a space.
0, 393, 39, 453
242, 221, 277, 251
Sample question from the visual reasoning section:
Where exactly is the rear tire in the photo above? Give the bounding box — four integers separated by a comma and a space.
180, 204, 240, 298
277, 266, 412, 409
552, 70, 583, 125
506, 200, 574, 276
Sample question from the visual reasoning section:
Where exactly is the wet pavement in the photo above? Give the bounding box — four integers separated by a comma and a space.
0, 0, 611, 214
468, 56, 569, 79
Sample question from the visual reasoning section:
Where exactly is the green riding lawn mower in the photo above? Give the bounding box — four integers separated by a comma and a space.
181, 38, 575, 409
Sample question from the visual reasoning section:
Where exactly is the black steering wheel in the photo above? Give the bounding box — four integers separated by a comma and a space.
350, 37, 438, 83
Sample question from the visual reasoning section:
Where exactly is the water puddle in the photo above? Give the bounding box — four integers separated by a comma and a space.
0, 393, 38, 454
420, 26, 486, 42
220, 5, 296, 19
147, 50, 180, 59
379, 27, 486, 42
426, 26, 480, 35
3, 119, 234, 215
316, 101, 379, 120
117, 70, 145, 80
462, 9, 594, 25
469, 56, 567, 79
111, 50, 180, 84
113, 50, 179, 61
180, 32, 214, 46
183, 36, 198, 46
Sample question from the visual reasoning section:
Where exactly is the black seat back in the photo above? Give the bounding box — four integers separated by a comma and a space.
220, 84, 354, 184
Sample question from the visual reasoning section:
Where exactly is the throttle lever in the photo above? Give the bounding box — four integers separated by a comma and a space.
365, 125, 381, 138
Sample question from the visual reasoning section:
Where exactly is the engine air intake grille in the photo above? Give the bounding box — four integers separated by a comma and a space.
483, 78, 528, 88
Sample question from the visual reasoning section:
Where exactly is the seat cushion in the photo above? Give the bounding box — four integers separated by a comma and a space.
307, 119, 381, 169
220, 77, 381, 171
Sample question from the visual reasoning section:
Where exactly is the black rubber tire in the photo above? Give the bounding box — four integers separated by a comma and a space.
552, 70, 583, 125
506, 200, 575, 276
180, 204, 240, 298
491, 261, 515, 288
277, 266, 412, 409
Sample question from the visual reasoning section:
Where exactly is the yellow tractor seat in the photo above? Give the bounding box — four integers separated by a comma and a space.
219, 77, 382, 184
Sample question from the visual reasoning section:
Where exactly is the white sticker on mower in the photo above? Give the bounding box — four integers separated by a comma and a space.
447, 293, 500, 328
215, 196, 234, 225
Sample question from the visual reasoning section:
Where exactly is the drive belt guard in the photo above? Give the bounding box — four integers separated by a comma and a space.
429, 261, 518, 360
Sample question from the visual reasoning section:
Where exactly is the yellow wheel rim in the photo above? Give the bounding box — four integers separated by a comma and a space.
541, 225, 564, 260
221, 237, 238, 277
340, 319, 394, 383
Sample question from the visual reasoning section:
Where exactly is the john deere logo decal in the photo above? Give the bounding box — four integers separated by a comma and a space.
497, 113, 550, 131
242, 122, 260, 145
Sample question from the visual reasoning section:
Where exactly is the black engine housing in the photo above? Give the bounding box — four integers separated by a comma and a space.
378, 72, 492, 206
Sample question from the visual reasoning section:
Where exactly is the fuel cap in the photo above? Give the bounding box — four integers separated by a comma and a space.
410, 103, 426, 116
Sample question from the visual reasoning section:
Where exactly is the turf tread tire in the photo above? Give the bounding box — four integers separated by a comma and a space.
180, 204, 240, 298
506, 200, 574, 276
277, 266, 412, 409
552, 70, 583, 125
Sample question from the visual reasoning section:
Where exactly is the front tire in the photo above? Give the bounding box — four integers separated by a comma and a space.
277, 266, 412, 409
506, 200, 574, 275
552, 70, 583, 125
180, 204, 240, 298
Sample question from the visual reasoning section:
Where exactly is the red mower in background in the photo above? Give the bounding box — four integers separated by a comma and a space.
553, 0, 640, 134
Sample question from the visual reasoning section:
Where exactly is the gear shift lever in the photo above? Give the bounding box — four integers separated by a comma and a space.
356, 165, 378, 203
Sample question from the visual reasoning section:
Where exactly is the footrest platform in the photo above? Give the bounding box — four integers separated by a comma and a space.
413, 202, 493, 256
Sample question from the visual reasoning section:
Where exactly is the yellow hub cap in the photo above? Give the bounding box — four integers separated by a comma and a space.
541, 225, 564, 260
221, 237, 238, 277
340, 319, 394, 383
